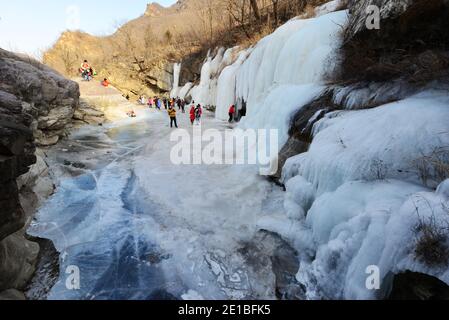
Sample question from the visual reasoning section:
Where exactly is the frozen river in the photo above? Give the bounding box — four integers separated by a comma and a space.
28, 106, 286, 300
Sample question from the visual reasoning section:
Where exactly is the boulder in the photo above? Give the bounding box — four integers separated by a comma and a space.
17, 148, 54, 209
388, 271, 449, 300
37, 103, 75, 131
0, 289, 26, 300
0, 48, 79, 146
0, 233, 39, 291
73, 101, 105, 125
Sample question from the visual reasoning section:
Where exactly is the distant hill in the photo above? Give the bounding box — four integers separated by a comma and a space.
44, 0, 327, 98
44, 0, 224, 96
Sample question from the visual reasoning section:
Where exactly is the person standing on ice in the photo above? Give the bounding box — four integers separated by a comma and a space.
228, 105, 236, 123
168, 105, 178, 128
194, 104, 203, 125
189, 102, 196, 125
181, 99, 186, 113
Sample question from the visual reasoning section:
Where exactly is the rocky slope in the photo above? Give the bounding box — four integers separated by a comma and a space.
43, 0, 223, 98
0, 49, 79, 299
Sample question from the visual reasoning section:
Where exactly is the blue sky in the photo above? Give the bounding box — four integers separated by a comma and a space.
0, 0, 176, 57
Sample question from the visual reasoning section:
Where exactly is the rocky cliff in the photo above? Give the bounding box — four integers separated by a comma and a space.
0, 49, 80, 146
0, 49, 79, 299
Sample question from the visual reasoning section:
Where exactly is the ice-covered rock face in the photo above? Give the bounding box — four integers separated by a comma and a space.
275, 90, 449, 299
314, 0, 345, 17
209, 9, 349, 143
295, 179, 449, 300
188, 47, 240, 107
212, 10, 348, 147
235, 11, 347, 114
170, 63, 182, 98
190, 56, 213, 105
215, 50, 252, 120
283, 91, 449, 194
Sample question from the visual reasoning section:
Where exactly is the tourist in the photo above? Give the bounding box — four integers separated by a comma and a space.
101, 78, 110, 87
168, 105, 178, 128
228, 104, 236, 123
194, 104, 203, 125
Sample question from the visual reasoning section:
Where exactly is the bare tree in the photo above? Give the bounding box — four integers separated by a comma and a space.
226, 0, 252, 38
250, 0, 261, 22
271, 0, 279, 27
193, 0, 218, 47
58, 44, 78, 75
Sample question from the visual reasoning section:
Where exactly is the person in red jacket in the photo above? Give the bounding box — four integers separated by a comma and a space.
228, 105, 236, 123
189, 102, 196, 125
101, 78, 110, 87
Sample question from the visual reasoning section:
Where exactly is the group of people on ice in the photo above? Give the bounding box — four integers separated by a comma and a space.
166, 100, 203, 128
80, 57, 243, 125
136, 92, 241, 127
189, 102, 203, 126
135, 94, 204, 127
139, 96, 187, 113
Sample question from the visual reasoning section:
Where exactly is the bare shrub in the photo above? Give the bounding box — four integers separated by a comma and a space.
414, 147, 449, 187
414, 215, 449, 267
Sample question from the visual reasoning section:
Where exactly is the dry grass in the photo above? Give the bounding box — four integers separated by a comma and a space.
414, 215, 449, 267
303, 4, 317, 18
414, 147, 449, 187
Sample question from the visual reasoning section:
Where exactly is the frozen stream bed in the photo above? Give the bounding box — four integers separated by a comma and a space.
28, 106, 288, 300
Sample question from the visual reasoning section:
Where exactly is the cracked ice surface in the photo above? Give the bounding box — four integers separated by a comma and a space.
29, 108, 284, 300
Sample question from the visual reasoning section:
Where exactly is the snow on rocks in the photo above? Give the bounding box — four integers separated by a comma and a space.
275, 90, 449, 299
437, 179, 449, 198
282, 90, 449, 195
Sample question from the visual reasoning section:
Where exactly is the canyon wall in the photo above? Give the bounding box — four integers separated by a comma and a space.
0, 49, 79, 298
